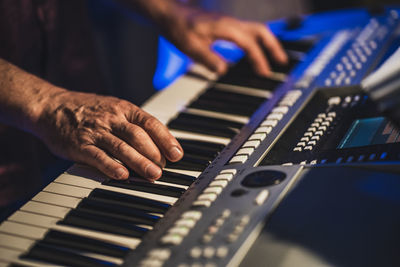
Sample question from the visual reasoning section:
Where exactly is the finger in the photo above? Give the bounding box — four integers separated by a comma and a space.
186, 41, 228, 75
80, 145, 129, 180
213, 26, 271, 76
113, 122, 166, 168
97, 132, 163, 180
257, 25, 288, 64
128, 110, 184, 162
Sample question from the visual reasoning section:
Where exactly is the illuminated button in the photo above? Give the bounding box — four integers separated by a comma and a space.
336, 63, 344, 71
240, 216, 250, 225
267, 113, 283, 121
350, 70, 356, 77
314, 118, 323, 123
254, 189, 269, 206
328, 96, 341, 105
221, 209, 231, 218
311, 136, 320, 141
203, 247, 215, 259
330, 71, 337, 79
233, 225, 244, 235
300, 161, 307, 165
249, 133, 267, 141
369, 154, 376, 160
229, 155, 248, 164
168, 227, 190, 236
358, 155, 365, 161
215, 218, 224, 227
304, 132, 313, 137
355, 62, 362, 69
297, 142, 306, 147
320, 159, 327, 164
308, 141, 317, 146
161, 234, 184, 245
325, 79, 332, 86
310, 160, 317, 165
328, 112, 336, 117
261, 119, 278, 127
321, 121, 330, 126
216, 246, 229, 258
336, 157, 343, 163
307, 127, 317, 132
237, 147, 255, 156
148, 249, 171, 261
315, 131, 324, 136
300, 137, 310, 142
204, 187, 223, 195
242, 140, 261, 149
255, 126, 272, 134
344, 77, 351, 85
304, 146, 313, 151
192, 200, 212, 208
317, 113, 326, 119
190, 247, 202, 259
293, 147, 302, 152
175, 219, 196, 228
198, 193, 217, 202
325, 117, 333, 122
209, 180, 228, 188
345, 63, 353, 70
318, 126, 327, 131
207, 225, 218, 234
202, 234, 213, 244
227, 233, 239, 243
311, 123, 320, 128
182, 211, 202, 221
282, 162, 293, 165
341, 56, 349, 64
272, 106, 289, 114
220, 169, 236, 175
346, 156, 354, 162
215, 173, 234, 182
344, 96, 351, 103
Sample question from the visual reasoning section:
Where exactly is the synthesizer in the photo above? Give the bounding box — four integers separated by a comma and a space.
1, 8, 400, 267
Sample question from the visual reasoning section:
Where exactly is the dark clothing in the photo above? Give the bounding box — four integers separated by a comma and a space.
0, 0, 107, 209
0, 0, 108, 93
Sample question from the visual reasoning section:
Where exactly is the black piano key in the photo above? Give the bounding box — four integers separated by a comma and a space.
188, 99, 256, 116
269, 56, 301, 74
175, 112, 244, 129
181, 145, 219, 159
77, 198, 160, 225
89, 188, 171, 214
158, 170, 196, 186
59, 209, 148, 238
177, 138, 225, 151
280, 39, 316, 53
41, 230, 129, 258
102, 179, 186, 198
22, 242, 116, 267
165, 160, 205, 171
199, 89, 267, 105
182, 148, 215, 161
168, 119, 239, 138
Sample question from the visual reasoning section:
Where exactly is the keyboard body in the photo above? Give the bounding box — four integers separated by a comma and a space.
1, 8, 400, 267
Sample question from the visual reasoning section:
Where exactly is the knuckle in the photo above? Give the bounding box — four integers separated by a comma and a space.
142, 116, 161, 131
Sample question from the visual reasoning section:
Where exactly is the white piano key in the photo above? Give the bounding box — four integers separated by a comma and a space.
185, 108, 249, 124
0, 221, 47, 240
0, 247, 23, 263
0, 233, 35, 251
43, 183, 91, 198
32, 191, 81, 208
170, 129, 230, 145
7, 211, 141, 249
55, 174, 178, 204
214, 83, 273, 98
20, 201, 70, 218
162, 168, 201, 178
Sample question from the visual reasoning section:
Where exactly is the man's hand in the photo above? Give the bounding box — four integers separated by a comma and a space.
123, 0, 288, 76
0, 58, 183, 181
162, 5, 288, 76
35, 90, 183, 181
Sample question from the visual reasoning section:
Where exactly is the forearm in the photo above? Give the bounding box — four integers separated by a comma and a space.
0, 58, 64, 134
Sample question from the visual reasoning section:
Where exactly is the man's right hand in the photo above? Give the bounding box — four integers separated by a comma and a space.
35, 89, 184, 181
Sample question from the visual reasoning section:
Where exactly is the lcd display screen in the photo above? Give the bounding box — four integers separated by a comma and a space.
338, 117, 400, 149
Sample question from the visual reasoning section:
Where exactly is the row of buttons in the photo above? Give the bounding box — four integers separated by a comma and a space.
190, 246, 229, 260
202, 209, 231, 244
229, 90, 302, 165
226, 215, 250, 243
288, 152, 389, 166
192, 169, 237, 208
160, 210, 203, 246
293, 112, 336, 152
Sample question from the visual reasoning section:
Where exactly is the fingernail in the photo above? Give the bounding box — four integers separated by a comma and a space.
169, 146, 183, 161
145, 164, 162, 179
115, 168, 127, 179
